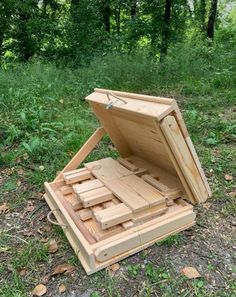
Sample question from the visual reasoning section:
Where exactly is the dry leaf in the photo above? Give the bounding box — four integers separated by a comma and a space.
25, 201, 35, 212
181, 267, 201, 279
19, 268, 27, 276
16, 180, 21, 187
23, 229, 34, 237
0, 202, 9, 214
229, 191, 236, 198
32, 284, 47, 296
17, 168, 24, 175
58, 284, 66, 294
202, 202, 212, 210
51, 263, 75, 276
225, 174, 233, 181
48, 239, 58, 254
110, 263, 120, 272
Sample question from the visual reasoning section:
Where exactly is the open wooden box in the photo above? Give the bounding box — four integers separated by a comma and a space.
44, 88, 211, 274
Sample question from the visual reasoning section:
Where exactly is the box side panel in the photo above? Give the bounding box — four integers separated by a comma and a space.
160, 116, 209, 203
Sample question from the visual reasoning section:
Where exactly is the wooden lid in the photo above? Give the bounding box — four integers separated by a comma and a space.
86, 88, 211, 204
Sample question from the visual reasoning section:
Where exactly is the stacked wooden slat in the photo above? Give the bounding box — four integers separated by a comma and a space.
56, 157, 184, 244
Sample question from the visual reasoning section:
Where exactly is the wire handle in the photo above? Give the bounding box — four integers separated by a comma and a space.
106, 92, 127, 109
47, 209, 67, 227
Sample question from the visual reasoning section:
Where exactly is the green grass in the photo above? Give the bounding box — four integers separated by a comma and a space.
0, 45, 235, 296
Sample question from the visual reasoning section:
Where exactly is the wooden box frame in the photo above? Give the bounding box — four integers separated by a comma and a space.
44, 89, 211, 274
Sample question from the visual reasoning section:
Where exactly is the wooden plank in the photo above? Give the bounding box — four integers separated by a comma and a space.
105, 178, 149, 213
63, 168, 92, 185
64, 194, 83, 211
160, 116, 208, 203
77, 209, 93, 221
85, 157, 132, 182
117, 158, 139, 172
55, 127, 105, 181
119, 175, 166, 207
172, 103, 211, 197
142, 174, 182, 200
73, 179, 103, 195
80, 187, 114, 208
132, 206, 168, 223
95, 210, 195, 262
122, 221, 134, 229
84, 219, 123, 241
95, 203, 132, 229
61, 185, 73, 195
153, 121, 196, 204
89, 102, 132, 157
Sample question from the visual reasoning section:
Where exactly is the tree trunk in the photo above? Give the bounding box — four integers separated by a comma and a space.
115, 6, 121, 34
199, 0, 206, 32
160, 0, 171, 62
207, 0, 218, 39
102, 1, 110, 33
130, 1, 137, 20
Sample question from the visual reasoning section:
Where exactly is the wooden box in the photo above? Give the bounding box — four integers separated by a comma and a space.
44, 88, 211, 274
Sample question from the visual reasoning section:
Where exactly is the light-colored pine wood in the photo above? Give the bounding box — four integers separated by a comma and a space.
122, 221, 134, 229
153, 121, 196, 203
55, 127, 105, 181
85, 157, 132, 182
63, 168, 92, 185
45, 182, 96, 245
95, 203, 132, 229
73, 179, 103, 196
117, 158, 138, 172
77, 209, 93, 221
142, 174, 182, 200
118, 175, 166, 207
172, 103, 211, 197
132, 205, 168, 223
104, 178, 149, 213
80, 187, 114, 208
90, 103, 132, 157
160, 116, 208, 203
64, 194, 83, 211
95, 210, 195, 262
61, 185, 73, 195
84, 219, 123, 241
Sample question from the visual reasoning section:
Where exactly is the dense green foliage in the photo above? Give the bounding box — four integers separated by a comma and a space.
0, 0, 235, 64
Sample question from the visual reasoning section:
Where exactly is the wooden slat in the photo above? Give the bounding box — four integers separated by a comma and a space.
132, 205, 168, 223
63, 168, 92, 185
117, 158, 139, 172
142, 174, 182, 200
49, 188, 96, 244
80, 187, 114, 208
63, 193, 83, 210
160, 116, 208, 203
172, 103, 211, 197
73, 179, 103, 195
84, 219, 123, 241
153, 121, 196, 203
95, 203, 132, 229
94, 210, 195, 262
55, 127, 105, 181
104, 178, 149, 213
61, 185, 73, 195
77, 209, 93, 221
85, 157, 132, 181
